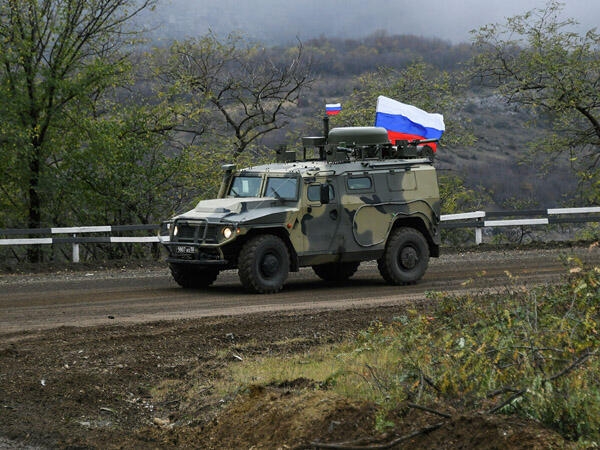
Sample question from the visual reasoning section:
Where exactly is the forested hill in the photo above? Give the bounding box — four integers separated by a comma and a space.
138, 0, 472, 45
299, 34, 473, 73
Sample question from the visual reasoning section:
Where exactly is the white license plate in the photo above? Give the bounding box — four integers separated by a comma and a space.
175, 245, 195, 254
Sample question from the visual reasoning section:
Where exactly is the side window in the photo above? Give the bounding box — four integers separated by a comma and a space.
347, 176, 372, 191
307, 184, 335, 202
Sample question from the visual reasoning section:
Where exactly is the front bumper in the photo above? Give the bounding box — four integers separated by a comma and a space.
159, 218, 238, 266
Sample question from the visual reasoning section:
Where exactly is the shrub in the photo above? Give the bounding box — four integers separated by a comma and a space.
335, 263, 600, 443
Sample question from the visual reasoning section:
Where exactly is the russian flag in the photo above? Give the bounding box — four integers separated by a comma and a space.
326, 103, 342, 116
375, 96, 445, 149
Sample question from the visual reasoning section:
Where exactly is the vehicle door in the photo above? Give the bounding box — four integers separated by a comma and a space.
300, 179, 340, 255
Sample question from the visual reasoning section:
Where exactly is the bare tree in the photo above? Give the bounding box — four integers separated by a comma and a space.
162, 33, 314, 157
470, 1, 600, 188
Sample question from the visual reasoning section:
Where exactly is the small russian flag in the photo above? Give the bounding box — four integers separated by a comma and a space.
326, 103, 342, 116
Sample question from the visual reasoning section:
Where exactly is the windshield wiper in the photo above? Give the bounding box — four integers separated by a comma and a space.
269, 187, 282, 201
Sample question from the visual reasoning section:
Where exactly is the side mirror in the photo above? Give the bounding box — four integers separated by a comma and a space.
320, 184, 330, 204
217, 164, 237, 198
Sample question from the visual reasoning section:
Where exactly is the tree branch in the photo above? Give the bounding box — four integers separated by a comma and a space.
407, 403, 452, 419
311, 422, 445, 449
486, 348, 598, 414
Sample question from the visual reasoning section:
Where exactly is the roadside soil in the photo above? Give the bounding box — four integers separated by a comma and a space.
1, 307, 571, 450
2, 245, 596, 449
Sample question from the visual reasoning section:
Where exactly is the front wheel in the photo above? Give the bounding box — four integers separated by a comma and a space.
238, 234, 290, 294
169, 263, 219, 289
377, 227, 429, 285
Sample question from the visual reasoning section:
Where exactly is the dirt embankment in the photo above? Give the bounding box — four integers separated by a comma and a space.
0, 307, 571, 449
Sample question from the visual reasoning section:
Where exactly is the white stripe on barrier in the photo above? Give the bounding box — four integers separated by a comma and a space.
50, 226, 112, 234
0, 238, 53, 245
110, 237, 160, 243
547, 207, 600, 215
440, 211, 486, 221
0, 237, 161, 245
484, 218, 549, 227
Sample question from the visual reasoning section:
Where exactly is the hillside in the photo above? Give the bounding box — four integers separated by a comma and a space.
438, 94, 579, 209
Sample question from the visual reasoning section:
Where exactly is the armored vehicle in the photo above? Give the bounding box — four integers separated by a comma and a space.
159, 125, 441, 293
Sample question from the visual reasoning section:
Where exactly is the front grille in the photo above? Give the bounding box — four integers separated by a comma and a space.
174, 221, 218, 244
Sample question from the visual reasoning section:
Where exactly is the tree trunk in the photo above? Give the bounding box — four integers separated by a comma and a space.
27, 145, 42, 263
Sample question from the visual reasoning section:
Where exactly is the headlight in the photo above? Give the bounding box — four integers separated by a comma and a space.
222, 227, 233, 239
173, 225, 179, 236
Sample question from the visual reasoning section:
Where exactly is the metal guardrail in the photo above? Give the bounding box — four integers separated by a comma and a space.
0, 225, 160, 263
1, 206, 599, 262
440, 207, 600, 244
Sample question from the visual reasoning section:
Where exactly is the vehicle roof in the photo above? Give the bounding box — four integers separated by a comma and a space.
239, 158, 434, 178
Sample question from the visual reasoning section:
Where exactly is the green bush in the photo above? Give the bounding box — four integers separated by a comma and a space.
342, 263, 600, 443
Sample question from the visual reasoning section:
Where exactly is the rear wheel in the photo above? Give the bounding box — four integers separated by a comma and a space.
169, 263, 219, 289
312, 262, 360, 282
238, 234, 290, 294
377, 227, 429, 285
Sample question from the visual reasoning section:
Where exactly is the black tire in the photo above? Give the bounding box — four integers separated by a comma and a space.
312, 262, 360, 282
238, 234, 290, 294
169, 263, 219, 289
377, 227, 429, 285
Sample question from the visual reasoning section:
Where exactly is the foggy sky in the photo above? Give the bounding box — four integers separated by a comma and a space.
148, 0, 600, 44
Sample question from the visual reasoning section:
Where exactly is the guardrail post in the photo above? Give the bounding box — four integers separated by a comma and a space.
475, 227, 483, 245
72, 234, 80, 263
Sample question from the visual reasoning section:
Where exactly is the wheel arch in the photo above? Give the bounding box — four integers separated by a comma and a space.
390, 216, 440, 257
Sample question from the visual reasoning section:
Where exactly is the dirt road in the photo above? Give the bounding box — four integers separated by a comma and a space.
1, 245, 599, 449
2, 246, 595, 335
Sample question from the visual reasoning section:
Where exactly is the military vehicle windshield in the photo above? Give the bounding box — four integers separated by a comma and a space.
228, 175, 299, 201
229, 176, 262, 197
265, 177, 298, 201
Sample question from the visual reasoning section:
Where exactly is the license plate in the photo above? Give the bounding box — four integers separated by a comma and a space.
175, 245, 195, 254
